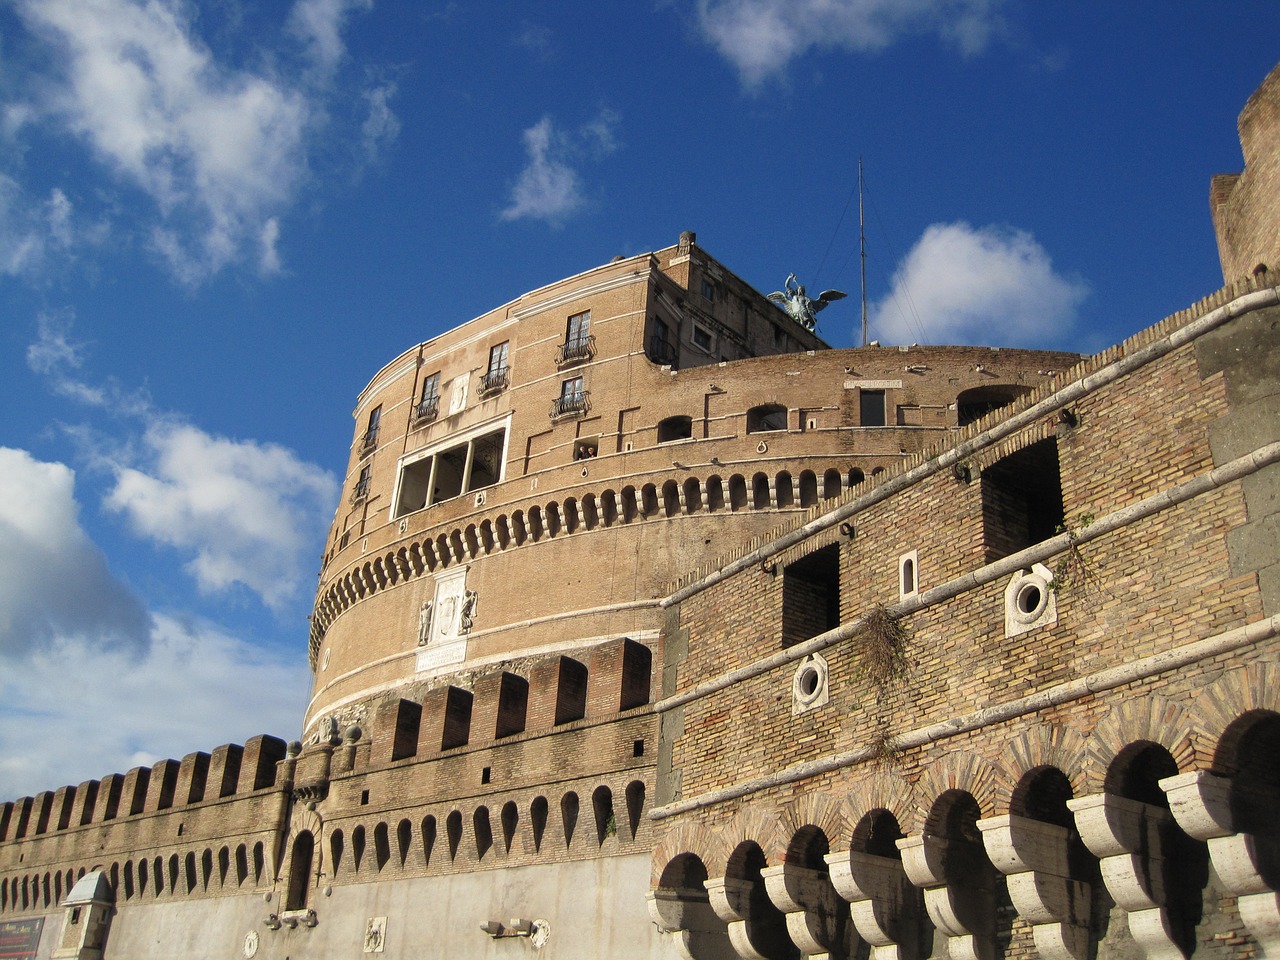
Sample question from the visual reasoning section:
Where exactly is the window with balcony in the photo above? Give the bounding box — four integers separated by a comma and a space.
351, 464, 371, 505
360, 405, 381, 455
416, 372, 441, 423
647, 318, 677, 367
558, 311, 594, 365
480, 341, 510, 396
551, 376, 588, 419
393, 426, 507, 517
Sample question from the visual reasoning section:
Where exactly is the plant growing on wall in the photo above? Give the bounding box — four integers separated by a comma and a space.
1050, 511, 1098, 594
856, 605, 911, 764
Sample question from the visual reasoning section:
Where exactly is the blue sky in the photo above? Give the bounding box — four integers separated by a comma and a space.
0, 0, 1274, 799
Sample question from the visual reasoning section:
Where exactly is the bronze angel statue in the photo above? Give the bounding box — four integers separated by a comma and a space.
768, 273, 847, 330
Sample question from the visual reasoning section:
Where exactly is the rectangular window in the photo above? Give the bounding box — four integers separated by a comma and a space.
700, 278, 716, 302
361, 405, 381, 453
782, 544, 840, 646
481, 341, 510, 395
351, 464, 371, 504
417, 372, 441, 422
558, 311, 594, 364
648, 318, 677, 366
691, 323, 713, 353
553, 376, 587, 418
981, 438, 1064, 563
393, 427, 507, 517
860, 389, 886, 427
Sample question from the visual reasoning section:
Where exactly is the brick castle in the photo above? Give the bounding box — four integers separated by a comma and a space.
1, 62, 1277, 960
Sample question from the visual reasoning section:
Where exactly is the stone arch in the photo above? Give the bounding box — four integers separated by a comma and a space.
449, 528, 465, 560
600, 490, 618, 526
563, 498, 579, 534
474, 806, 493, 861
153, 855, 163, 895
374, 822, 391, 872
421, 815, 437, 869
1086, 695, 1197, 793
775, 471, 794, 508
545, 502, 562, 537
446, 811, 463, 861
798, 470, 818, 507
123, 860, 135, 900
464, 524, 480, 558
530, 796, 549, 853
284, 830, 314, 911
351, 824, 366, 874
495, 516, 511, 549
662, 480, 680, 518
511, 510, 527, 546
683, 477, 703, 513
728, 474, 748, 510
329, 829, 344, 878
626, 780, 646, 841
778, 792, 849, 852
561, 792, 580, 850
580, 496, 599, 530
705, 475, 726, 511
751, 473, 770, 509
719, 839, 794, 959
235, 845, 248, 886
527, 505, 544, 541
592, 785, 615, 846
217, 846, 230, 887
621, 487, 639, 523
501, 801, 519, 854
397, 818, 412, 868
823, 468, 843, 500
848, 467, 865, 488
436, 533, 452, 566
641, 484, 659, 518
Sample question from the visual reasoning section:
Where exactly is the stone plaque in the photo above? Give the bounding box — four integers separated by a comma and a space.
0, 918, 43, 960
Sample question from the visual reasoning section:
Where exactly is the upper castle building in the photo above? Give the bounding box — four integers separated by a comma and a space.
1, 63, 1277, 960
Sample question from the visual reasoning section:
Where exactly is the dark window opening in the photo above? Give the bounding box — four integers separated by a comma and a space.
495, 672, 529, 738
394, 428, 506, 517
657, 416, 693, 443
554, 658, 588, 724
691, 324, 713, 352
782, 544, 840, 647
747, 403, 788, 433
558, 311, 595, 365
284, 831, 314, 911
574, 437, 599, 461
480, 341, 510, 395
351, 464, 371, 505
957, 384, 1032, 427
552, 376, 589, 418
441, 686, 473, 750
860, 389, 886, 427
981, 438, 1064, 563
647, 318, 677, 367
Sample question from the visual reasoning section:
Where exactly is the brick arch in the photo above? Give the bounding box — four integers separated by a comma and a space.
709, 804, 784, 871
841, 769, 918, 837
1193, 662, 1280, 770
909, 751, 999, 835
988, 723, 1091, 813
1083, 694, 1198, 792
777, 791, 849, 851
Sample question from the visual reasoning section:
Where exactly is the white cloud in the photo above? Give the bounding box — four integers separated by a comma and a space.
697, 0, 1008, 87
0, 448, 149, 658
12, 0, 318, 284
0, 612, 309, 799
359, 81, 401, 166
501, 111, 620, 225
288, 0, 373, 74
104, 421, 338, 610
869, 221, 1089, 347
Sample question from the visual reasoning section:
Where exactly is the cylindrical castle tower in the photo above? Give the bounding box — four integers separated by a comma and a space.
305, 232, 1081, 741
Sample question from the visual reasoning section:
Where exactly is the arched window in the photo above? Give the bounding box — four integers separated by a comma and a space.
285, 831, 314, 911
746, 403, 788, 433
657, 416, 693, 443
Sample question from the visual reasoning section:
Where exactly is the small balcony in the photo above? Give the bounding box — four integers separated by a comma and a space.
550, 390, 590, 420
359, 427, 379, 456
349, 476, 371, 505
480, 366, 510, 397
556, 334, 596, 367
647, 336, 677, 367
414, 395, 440, 425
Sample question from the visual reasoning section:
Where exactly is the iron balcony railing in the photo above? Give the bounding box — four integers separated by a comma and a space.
350, 476, 371, 504
415, 395, 440, 423
479, 365, 510, 396
550, 390, 590, 420
647, 336, 677, 367
556, 334, 596, 366
359, 427, 379, 455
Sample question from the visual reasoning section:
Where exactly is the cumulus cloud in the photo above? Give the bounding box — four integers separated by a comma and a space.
868, 221, 1089, 347
697, 0, 1009, 87
6, 0, 370, 285
0, 448, 150, 658
0, 612, 309, 798
105, 421, 337, 610
501, 110, 620, 225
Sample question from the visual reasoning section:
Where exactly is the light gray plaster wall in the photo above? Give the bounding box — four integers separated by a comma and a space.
94, 853, 679, 960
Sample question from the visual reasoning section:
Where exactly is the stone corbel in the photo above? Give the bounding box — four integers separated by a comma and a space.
825, 849, 922, 960
646, 886, 736, 960
762, 861, 860, 958
977, 815, 1092, 960
706, 875, 797, 960
1068, 792, 1185, 960
898, 834, 997, 960
1161, 771, 1280, 957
